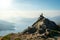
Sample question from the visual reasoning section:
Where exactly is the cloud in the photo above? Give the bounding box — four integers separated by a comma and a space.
0, 10, 60, 23
13, 17, 37, 32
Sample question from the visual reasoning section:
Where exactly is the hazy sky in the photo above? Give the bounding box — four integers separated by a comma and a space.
0, 0, 60, 36
0, 0, 60, 22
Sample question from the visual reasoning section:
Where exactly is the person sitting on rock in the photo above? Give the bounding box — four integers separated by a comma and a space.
39, 13, 44, 20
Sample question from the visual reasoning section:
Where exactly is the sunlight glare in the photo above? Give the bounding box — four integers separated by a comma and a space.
0, 0, 12, 9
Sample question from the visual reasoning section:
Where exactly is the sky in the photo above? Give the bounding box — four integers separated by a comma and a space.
0, 0, 60, 36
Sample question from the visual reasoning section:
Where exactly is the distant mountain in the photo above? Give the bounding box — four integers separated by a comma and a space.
51, 16, 60, 25
0, 20, 15, 31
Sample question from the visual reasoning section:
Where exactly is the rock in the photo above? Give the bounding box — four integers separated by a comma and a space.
23, 14, 60, 38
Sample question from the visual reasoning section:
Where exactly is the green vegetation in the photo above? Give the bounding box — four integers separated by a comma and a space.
15, 38, 21, 40
1, 34, 10, 40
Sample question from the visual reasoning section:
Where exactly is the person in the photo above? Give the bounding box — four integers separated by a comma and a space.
40, 13, 43, 17
39, 13, 44, 20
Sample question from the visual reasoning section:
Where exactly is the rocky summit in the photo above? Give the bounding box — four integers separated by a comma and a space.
1, 14, 60, 40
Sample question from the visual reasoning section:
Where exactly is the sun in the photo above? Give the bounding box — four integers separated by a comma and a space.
0, 0, 12, 9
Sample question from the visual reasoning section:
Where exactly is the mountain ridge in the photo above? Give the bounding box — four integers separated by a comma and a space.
1, 14, 60, 40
